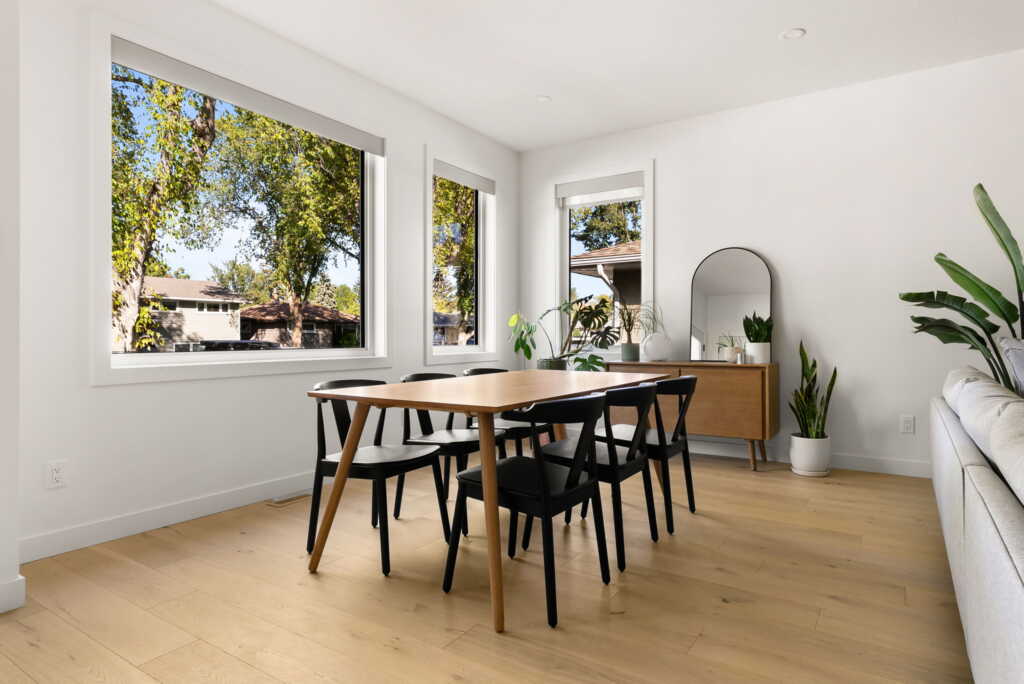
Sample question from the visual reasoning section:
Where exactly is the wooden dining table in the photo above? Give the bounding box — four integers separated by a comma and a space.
306, 368, 668, 632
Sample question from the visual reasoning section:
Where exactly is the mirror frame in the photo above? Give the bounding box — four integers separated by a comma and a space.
689, 247, 773, 362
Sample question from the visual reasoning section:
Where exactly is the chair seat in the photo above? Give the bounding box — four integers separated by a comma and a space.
456, 456, 578, 498
542, 439, 645, 468
406, 428, 505, 448
474, 418, 551, 433
324, 444, 439, 465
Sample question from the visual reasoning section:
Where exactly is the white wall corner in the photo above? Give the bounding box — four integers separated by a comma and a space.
0, 576, 26, 615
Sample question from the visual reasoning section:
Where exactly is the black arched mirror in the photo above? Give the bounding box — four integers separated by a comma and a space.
690, 248, 772, 362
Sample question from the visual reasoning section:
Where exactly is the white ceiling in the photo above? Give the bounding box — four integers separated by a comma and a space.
210, 0, 1024, 151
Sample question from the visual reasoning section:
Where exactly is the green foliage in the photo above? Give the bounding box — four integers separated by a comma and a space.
742, 311, 773, 343
432, 177, 477, 341
899, 183, 1022, 392
210, 260, 280, 305
507, 297, 619, 368
334, 282, 360, 317
788, 342, 837, 439
569, 201, 641, 251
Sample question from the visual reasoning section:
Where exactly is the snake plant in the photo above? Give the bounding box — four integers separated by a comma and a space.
899, 184, 1021, 392
743, 311, 773, 343
789, 342, 837, 439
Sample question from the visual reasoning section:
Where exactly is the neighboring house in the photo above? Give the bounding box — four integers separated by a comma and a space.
132, 276, 247, 352
241, 302, 360, 348
569, 239, 641, 305
433, 311, 475, 345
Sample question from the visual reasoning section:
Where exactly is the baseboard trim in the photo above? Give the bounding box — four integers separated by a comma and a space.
0, 574, 26, 613
19, 471, 313, 563
688, 438, 931, 478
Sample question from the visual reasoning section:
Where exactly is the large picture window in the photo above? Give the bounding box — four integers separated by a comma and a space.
110, 42, 375, 355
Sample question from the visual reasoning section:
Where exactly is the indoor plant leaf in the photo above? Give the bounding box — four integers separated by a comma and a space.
898, 290, 1000, 335
935, 253, 1019, 330
975, 183, 1024, 335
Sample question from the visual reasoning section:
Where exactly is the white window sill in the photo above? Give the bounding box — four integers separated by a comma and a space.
424, 347, 500, 367
93, 350, 391, 386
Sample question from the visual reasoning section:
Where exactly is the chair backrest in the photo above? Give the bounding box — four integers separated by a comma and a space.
463, 367, 508, 376
502, 393, 606, 504
312, 379, 388, 459
652, 375, 698, 447
400, 372, 456, 438
601, 383, 657, 467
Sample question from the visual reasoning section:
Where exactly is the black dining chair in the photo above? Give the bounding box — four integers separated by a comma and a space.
307, 379, 451, 576
399, 372, 506, 536
595, 376, 698, 534
538, 383, 659, 571
443, 393, 611, 628
463, 368, 557, 454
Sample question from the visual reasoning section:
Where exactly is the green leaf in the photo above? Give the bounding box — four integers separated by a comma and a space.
975, 184, 1024, 324
935, 253, 1019, 330
898, 290, 999, 335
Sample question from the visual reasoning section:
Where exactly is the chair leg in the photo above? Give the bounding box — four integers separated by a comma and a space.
371, 479, 378, 529
431, 458, 451, 543
306, 467, 323, 554
375, 478, 390, 576
540, 515, 558, 628
580, 497, 589, 519
641, 460, 659, 542
660, 458, 675, 534
522, 514, 534, 550
514, 438, 523, 458
497, 440, 508, 459
564, 506, 572, 525
507, 508, 518, 558
442, 455, 452, 499
610, 479, 627, 572
456, 454, 469, 536
589, 488, 611, 585
546, 425, 556, 443
393, 473, 405, 519
442, 488, 467, 592
682, 449, 696, 513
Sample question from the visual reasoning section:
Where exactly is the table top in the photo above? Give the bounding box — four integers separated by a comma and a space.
306, 369, 669, 412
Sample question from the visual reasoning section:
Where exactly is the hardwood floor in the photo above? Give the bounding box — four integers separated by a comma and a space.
0, 455, 971, 683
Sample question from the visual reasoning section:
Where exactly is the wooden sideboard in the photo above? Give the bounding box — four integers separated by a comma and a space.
605, 360, 780, 470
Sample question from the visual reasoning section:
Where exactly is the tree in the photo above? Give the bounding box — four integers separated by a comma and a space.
335, 282, 360, 317
207, 109, 362, 347
111, 65, 218, 351
432, 176, 477, 342
145, 260, 189, 279
210, 259, 280, 304
569, 200, 641, 251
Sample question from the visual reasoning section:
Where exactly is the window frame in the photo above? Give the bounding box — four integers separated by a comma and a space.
89, 20, 390, 385
556, 162, 656, 361
423, 147, 498, 366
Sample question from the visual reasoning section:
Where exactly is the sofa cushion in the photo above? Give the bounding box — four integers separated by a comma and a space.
999, 337, 1024, 394
942, 366, 988, 409
990, 402, 1024, 504
955, 376, 1024, 456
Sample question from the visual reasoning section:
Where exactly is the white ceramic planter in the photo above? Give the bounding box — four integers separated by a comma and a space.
790, 435, 831, 477
746, 342, 771, 364
641, 332, 671, 361
721, 346, 738, 362
620, 342, 640, 362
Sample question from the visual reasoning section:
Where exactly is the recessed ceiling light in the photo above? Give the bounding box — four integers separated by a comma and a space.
779, 27, 807, 40
536, 95, 552, 103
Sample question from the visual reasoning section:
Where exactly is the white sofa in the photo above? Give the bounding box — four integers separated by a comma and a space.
932, 367, 1024, 683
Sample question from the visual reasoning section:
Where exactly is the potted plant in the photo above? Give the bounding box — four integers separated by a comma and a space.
743, 311, 773, 364
508, 297, 619, 371
788, 341, 838, 477
717, 334, 743, 362
618, 303, 641, 362
639, 302, 671, 361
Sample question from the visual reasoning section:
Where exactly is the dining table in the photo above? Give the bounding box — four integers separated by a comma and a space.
306, 368, 669, 632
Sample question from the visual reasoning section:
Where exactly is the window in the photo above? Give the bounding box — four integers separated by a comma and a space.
108, 38, 383, 359
429, 159, 495, 355
558, 170, 650, 349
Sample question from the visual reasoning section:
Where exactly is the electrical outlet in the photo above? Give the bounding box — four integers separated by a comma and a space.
45, 460, 68, 489
900, 414, 916, 435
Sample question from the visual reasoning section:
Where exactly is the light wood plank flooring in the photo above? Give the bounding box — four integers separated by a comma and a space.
0, 455, 971, 683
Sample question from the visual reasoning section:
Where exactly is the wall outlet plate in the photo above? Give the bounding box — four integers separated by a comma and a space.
900, 414, 916, 435
45, 460, 68, 489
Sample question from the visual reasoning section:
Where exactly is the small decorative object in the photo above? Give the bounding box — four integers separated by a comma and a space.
743, 310, 772, 364
899, 183, 1023, 393
617, 302, 641, 362
508, 297, 619, 371
735, 350, 745, 364
717, 334, 743, 362
638, 302, 671, 361
788, 341, 838, 477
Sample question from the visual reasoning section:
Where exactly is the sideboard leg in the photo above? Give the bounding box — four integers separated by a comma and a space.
747, 440, 758, 471
758, 440, 767, 463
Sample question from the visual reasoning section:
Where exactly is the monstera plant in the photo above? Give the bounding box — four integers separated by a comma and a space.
899, 184, 1022, 392
508, 297, 620, 371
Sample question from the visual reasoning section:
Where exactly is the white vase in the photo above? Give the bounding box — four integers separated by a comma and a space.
790, 435, 831, 477
641, 332, 671, 361
747, 342, 771, 364
722, 346, 738, 363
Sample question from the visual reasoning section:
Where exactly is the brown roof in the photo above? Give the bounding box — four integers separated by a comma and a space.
144, 276, 246, 302
570, 240, 640, 264
240, 302, 359, 324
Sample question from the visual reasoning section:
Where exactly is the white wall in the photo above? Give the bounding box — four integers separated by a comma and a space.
521, 48, 1024, 476
1, 0, 25, 612
18, 0, 520, 560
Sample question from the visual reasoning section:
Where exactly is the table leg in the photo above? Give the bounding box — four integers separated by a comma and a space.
552, 423, 567, 441
476, 412, 504, 632
747, 440, 758, 471
308, 401, 370, 572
